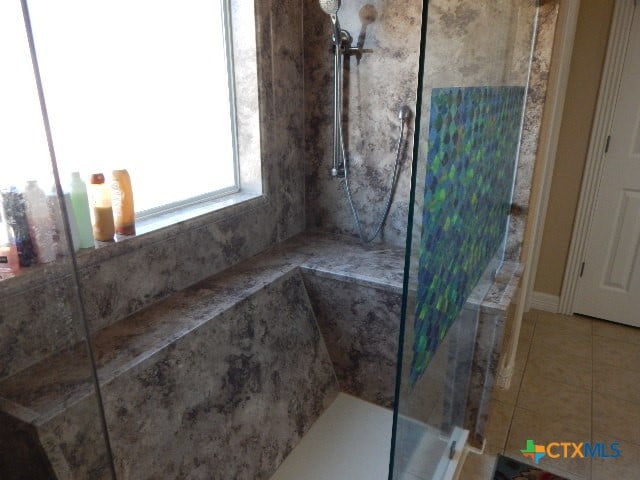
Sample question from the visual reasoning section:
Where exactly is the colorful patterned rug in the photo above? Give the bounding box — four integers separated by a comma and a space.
493, 455, 570, 480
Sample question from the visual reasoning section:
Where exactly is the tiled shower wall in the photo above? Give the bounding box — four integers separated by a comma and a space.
304, 0, 422, 247
304, 0, 550, 250
0, 0, 307, 381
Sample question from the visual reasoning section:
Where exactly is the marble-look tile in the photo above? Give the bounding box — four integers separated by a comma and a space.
0, 0, 307, 378
304, 0, 421, 248
37, 394, 113, 480
508, 1, 560, 261
301, 272, 400, 408
0, 275, 84, 381
0, 410, 57, 479
103, 270, 337, 480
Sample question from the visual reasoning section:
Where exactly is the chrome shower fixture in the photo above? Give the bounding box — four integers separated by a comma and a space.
319, 0, 342, 45
318, 0, 340, 15
319, 0, 410, 243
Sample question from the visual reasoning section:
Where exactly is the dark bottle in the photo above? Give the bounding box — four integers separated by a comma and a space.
1, 187, 38, 266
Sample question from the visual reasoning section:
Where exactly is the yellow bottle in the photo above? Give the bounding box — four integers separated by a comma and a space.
89, 173, 115, 242
111, 169, 135, 236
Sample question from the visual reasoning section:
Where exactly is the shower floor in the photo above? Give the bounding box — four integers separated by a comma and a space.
270, 393, 393, 480
270, 392, 467, 480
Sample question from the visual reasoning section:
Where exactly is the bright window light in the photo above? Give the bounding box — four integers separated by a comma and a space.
0, 1, 52, 187
26, 0, 238, 215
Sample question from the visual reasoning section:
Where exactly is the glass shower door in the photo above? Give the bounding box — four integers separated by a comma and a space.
391, 1, 538, 478
0, 1, 114, 478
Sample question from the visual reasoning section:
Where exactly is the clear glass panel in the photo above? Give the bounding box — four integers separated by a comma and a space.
391, 2, 538, 478
0, 1, 113, 477
26, 0, 237, 215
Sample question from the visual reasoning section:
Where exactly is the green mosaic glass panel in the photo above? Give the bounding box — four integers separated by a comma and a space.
410, 86, 525, 385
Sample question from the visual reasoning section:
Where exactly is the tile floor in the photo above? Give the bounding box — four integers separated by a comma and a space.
460, 309, 640, 480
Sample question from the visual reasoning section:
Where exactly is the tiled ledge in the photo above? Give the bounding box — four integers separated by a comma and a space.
0, 231, 520, 475
0, 232, 521, 427
0, 232, 404, 426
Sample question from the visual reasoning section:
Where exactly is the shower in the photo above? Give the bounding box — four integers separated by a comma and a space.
319, 0, 411, 243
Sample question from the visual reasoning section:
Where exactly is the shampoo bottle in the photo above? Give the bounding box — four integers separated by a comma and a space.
70, 172, 95, 249
111, 169, 135, 236
89, 173, 115, 242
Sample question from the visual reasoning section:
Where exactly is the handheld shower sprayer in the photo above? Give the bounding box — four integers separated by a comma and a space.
319, 0, 342, 46
319, 0, 344, 177
319, 0, 411, 243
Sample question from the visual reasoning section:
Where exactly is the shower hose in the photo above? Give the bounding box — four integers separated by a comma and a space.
339, 105, 410, 244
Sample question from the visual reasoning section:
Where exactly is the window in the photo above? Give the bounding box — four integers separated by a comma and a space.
24, 0, 240, 217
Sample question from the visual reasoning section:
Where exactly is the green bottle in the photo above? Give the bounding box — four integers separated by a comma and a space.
69, 172, 94, 249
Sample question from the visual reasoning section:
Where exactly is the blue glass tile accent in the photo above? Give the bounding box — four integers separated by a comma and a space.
410, 86, 525, 385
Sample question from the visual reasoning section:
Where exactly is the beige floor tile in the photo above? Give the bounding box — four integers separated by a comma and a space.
520, 315, 537, 342
514, 334, 533, 373
484, 400, 514, 455
591, 435, 639, 480
592, 319, 640, 346
536, 312, 593, 337
525, 342, 592, 390
523, 309, 540, 323
457, 452, 496, 480
505, 407, 591, 479
458, 453, 497, 480
593, 392, 640, 446
517, 374, 591, 430
594, 363, 640, 405
593, 335, 640, 373
492, 368, 523, 405
530, 327, 592, 359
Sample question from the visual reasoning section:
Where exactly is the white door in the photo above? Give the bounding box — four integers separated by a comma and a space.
574, 6, 640, 326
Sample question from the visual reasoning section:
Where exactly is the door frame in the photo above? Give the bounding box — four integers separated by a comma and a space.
558, 0, 637, 315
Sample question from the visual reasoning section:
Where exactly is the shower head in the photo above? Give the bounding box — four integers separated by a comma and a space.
319, 0, 342, 46
319, 0, 341, 15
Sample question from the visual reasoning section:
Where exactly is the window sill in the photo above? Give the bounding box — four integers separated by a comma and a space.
134, 190, 262, 237
0, 190, 265, 294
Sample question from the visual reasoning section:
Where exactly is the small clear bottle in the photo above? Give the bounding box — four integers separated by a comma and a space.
89, 173, 115, 242
24, 180, 57, 263
1, 186, 37, 266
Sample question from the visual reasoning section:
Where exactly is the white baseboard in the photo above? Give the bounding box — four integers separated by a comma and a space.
529, 291, 560, 313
